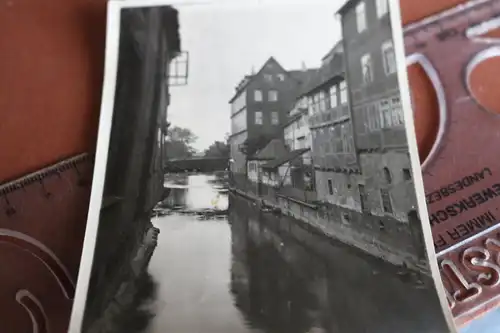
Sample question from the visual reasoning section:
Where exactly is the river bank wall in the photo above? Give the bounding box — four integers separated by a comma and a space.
230, 177, 429, 275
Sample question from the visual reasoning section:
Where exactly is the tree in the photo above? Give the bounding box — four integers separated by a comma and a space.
239, 134, 276, 157
167, 126, 198, 145
204, 140, 230, 158
164, 125, 198, 159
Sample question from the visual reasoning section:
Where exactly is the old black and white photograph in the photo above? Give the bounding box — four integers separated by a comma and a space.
72, 1, 456, 332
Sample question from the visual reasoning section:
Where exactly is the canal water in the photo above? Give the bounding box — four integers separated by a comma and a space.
147, 174, 450, 333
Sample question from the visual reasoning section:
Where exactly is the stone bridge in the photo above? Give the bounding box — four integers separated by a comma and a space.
164, 157, 229, 173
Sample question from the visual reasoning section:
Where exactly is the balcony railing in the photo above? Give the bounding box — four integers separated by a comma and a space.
168, 51, 189, 86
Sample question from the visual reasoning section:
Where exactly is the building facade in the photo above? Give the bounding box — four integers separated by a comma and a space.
228, 57, 310, 176
338, 0, 415, 223
299, 42, 361, 209
283, 82, 315, 164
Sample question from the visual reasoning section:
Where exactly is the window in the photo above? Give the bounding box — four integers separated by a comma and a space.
268, 90, 278, 101
339, 81, 348, 104
319, 91, 327, 112
329, 85, 338, 108
382, 40, 396, 75
367, 104, 381, 131
255, 111, 263, 125
313, 94, 321, 114
308, 96, 315, 114
379, 100, 392, 128
254, 90, 263, 101
264, 74, 273, 82
277, 74, 285, 81
380, 189, 393, 213
383, 167, 392, 184
361, 54, 373, 83
327, 179, 334, 195
376, 0, 388, 18
271, 111, 279, 125
358, 184, 368, 212
356, 2, 367, 33
341, 124, 352, 153
391, 97, 404, 126
403, 168, 412, 180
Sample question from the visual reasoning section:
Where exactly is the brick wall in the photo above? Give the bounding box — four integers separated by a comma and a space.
358, 151, 415, 222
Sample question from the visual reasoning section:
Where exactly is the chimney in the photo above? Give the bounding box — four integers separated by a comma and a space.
251, 66, 256, 75
301, 61, 307, 71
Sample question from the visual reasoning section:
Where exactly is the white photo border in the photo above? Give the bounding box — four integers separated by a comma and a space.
67, 1, 122, 331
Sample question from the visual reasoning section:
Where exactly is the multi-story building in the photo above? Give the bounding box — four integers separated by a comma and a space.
283, 69, 317, 165
299, 41, 362, 209
338, 0, 415, 223
228, 57, 313, 177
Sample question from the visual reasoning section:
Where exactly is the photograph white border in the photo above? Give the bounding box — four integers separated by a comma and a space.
389, 0, 458, 331
68, 0, 457, 332
67, 1, 122, 331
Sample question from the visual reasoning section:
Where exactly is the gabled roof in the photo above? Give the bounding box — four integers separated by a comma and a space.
250, 138, 288, 161
261, 148, 310, 169
229, 57, 290, 103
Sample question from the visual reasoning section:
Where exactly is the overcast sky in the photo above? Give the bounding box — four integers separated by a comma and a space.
167, 2, 343, 151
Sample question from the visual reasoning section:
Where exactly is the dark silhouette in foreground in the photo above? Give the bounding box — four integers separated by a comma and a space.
114, 273, 158, 333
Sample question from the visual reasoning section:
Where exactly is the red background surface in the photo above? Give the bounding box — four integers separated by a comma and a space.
0, 2, 106, 332
401, 0, 500, 162
0, 0, 106, 182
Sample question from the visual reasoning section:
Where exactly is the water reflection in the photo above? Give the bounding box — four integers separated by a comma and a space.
229, 195, 448, 333
148, 174, 448, 333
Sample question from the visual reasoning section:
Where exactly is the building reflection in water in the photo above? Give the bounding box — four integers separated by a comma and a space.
228, 194, 448, 333
153, 175, 448, 333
